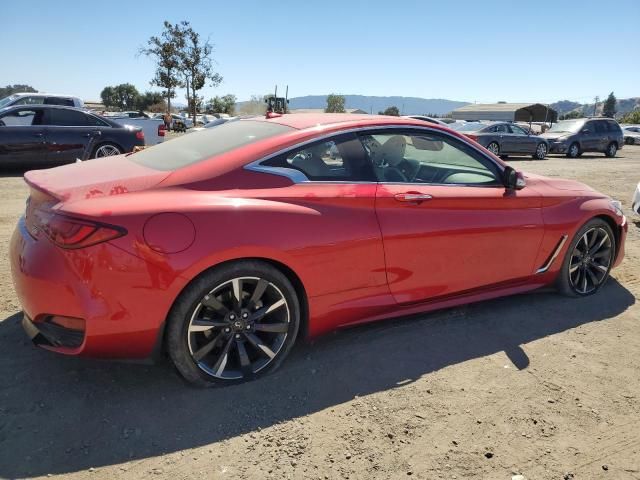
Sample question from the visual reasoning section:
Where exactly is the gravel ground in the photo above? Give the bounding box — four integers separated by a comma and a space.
0, 147, 639, 480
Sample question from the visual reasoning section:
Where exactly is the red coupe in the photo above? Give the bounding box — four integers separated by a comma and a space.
10, 114, 627, 386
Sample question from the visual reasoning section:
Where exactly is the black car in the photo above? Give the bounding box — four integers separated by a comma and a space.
0, 105, 145, 168
540, 117, 624, 158
451, 121, 549, 159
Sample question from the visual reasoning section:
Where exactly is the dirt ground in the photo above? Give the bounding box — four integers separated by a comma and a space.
0, 147, 639, 480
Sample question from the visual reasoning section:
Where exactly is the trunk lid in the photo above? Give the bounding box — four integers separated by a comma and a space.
24, 155, 170, 204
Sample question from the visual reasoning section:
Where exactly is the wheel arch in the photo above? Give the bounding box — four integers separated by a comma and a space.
594, 213, 622, 262
152, 256, 310, 360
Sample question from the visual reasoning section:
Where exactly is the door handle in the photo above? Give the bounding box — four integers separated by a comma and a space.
32, 132, 43, 137
394, 192, 432, 203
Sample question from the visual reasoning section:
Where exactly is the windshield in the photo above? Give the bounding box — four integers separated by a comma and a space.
450, 122, 486, 132
548, 120, 584, 134
131, 120, 293, 170
0, 95, 18, 109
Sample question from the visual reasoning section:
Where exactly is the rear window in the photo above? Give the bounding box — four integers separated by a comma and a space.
131, 120, 293, 170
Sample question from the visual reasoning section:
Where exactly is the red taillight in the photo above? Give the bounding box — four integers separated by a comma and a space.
135, 130, 145, 140
158, 124, 166, 137
33, 209, 126, 249
466, 134, 479, 142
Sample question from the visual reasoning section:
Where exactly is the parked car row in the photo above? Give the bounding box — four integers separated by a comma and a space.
622, 125, 640, 145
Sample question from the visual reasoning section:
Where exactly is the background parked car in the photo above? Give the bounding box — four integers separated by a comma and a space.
402, 115, 448, 126
190, 116, 238, 132
451, 121, 549, 159
540, 118, 623, 158
622, 125, 640, 145
104, 113, 165, 145
0, 93, 83, 109
153, 113, 193, 131
0, 105, 144, 167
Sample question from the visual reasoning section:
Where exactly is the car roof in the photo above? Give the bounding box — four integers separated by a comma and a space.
5, 92, 80, 98
253, 113, 450, 131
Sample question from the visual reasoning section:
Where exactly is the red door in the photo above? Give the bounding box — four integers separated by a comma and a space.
361, 128, 545, 304
376, 184, 544, 303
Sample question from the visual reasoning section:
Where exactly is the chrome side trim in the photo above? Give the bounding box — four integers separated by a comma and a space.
244, 124, 506, 184
536, 234, 568, 274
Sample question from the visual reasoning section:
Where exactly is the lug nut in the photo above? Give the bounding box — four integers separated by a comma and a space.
235, 334, 241, 339
224, 328, 230, 333
246, 325, 251, 330
229, 314, 236, 320
242, 312, 248, 319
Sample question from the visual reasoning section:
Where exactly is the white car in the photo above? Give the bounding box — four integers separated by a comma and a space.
633, 182, 640, 215
0, 92, 84, 109
153, 113, 194, 129
107, 115, 166, 145
622, 125, 640, 145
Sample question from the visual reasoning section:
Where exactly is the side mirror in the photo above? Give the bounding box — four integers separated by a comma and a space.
504, 166, 526, 190
582, 129, 590, 134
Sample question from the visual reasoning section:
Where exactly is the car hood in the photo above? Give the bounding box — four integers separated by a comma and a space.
24, 155, 170, 204
539, 132, 573, 140
523, 172, 601, 194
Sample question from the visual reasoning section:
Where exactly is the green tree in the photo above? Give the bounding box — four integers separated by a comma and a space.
620, 109, 640, 124
177, 22, 223, 122
602, 92, 617, 118
136, 91, 165, 111
560, 110, 582, 120
100, 84, 140, 110
140, 21, 185, 113
208, 94, 236, 115
325, 94, 346, 113
0, 84, 37, 98
379, 106, 400, 116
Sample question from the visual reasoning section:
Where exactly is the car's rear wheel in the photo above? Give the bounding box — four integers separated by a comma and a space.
93, 143, 122, 158
605, 142, 617, 158
566, 142, 580, 158
486, 142, 500, 156
557, 218, 615, 297
533, 142, 548, 160
166, 260, 300, 387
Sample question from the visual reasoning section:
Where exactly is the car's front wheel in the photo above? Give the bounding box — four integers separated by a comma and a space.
533, 142, 548, 160
566, 142, 580, 158
557, 218, 615, 297
166, 260, 301, 387
486, 142, 500, 156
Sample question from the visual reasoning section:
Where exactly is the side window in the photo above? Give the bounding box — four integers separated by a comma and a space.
0, 109, 41, 126
509, 125, 528, 135
605, 121, 619, 132
594, 121, 607, 134
44, 97, 74, 106
262, 134, 373, 181
495, 124, 509, 133
86, 114, 109, 127
45, 109, 88, 126
359, 130, 501, 186
13, 96, 45, 106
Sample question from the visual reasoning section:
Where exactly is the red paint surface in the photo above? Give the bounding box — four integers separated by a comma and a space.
10, 114, 627, 359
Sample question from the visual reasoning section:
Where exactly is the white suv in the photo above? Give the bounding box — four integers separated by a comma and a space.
0, 93, 84, 109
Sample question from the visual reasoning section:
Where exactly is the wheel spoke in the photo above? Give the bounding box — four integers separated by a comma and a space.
253, 322, 289, 333
580, 268, 588, 293
232, 278, 243, 308
585, 266, 599, 287
265, 298, 286, 315
236, 340, 252, 377
244, 332, 276, 359
202, 294, 229, 314
193, 330, 226, 361
590, 261, 608, 273
212, 336, 235, 376
589, 231, 609, 254
189, 319, 229, 333
593, 248, 611, 259
249, 279, 269, 306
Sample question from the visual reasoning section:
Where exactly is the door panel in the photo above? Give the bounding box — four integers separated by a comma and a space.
0, 108, 47, 166
375, 184, 545, 303
44, 126, 96, 163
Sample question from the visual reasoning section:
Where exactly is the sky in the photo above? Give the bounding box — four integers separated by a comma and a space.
2, 0, 639, 105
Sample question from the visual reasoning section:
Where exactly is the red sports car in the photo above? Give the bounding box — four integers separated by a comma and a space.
10, 114, 627, 386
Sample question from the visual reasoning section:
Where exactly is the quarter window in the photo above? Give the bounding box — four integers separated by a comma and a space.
359, 130, 501, 185
0, 109, 42, 126
45, 109, 89, 126
509, 125, 528, 135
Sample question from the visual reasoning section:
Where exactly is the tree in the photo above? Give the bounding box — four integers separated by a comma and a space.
140, 21, 185, 113
136, 91, 165, 111
238, 94, 267, 115
325, 94, 345, 113
379, 106, 400, 116
620, 109, 640, 124
177, 22, 223, 122
559, 110, 582, 120
0, 84, 37, 98
100, 84, 140, 110
602, 92, 617, 118
208, 94, 236, 114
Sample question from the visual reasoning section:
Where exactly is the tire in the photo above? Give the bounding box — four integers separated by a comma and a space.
533, 142, 548, 160
92, 143, 122, 158
625, 137, 633, 145
566, 142, 580, 158
486, 142, 500, 156
605, 142, 617, 158
556, 218, 615, 297
166, 260, 301, 387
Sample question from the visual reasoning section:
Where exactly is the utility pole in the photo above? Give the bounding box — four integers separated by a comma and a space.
593, 96, 599, 116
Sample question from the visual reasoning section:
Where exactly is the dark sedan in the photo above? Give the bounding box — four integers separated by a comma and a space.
451, 121, 549, 159
0, 105, 145, 168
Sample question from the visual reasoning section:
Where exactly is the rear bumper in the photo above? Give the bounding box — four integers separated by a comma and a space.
10, 217, 178, 359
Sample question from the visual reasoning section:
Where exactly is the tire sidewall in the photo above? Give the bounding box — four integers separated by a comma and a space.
567, 142, 580, 158
166, 261, 301, 387
92, 142, 122, 159
605, 142, 617, 157
557, 218, 616, 297
535, 143, 547, 160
